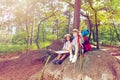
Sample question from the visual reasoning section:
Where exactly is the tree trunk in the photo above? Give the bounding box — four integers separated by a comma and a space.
73, 0, 81, 30
57, 29, 59, 39
88, 0, 99, 49
68, 11, 71, 33
35, 23, 41, 49
35, 13, 55, 49
95, 11, 99, 49
25, 4, 30, 51
25, 17, 30, 50
110, 27, 114, 45
42, 29, 45, 42
93, 30, 96, 42
112, 19, 120, 42
52, 27, 55, 34
26, 23, 30, 50
55, 19, 59, 39
80, 11, 93, 40
30, 22, 34, 45
85, 16, 93, 40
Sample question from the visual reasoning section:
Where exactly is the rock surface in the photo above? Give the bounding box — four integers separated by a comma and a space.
42, 50, 120, 80
28, 40, 120, 80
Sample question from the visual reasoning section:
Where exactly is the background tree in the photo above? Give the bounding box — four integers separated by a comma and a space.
73, 0, 81, 29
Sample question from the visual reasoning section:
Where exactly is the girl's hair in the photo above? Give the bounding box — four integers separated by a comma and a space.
64, 34, 73, 43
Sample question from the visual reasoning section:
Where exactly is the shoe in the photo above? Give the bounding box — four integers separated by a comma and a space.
56, 60, 63, 65
52, 60, 59, 65
71, 55, 77, 63
69, 54, 73, 62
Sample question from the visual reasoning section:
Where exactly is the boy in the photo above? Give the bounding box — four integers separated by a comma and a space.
69, 29, 84, 63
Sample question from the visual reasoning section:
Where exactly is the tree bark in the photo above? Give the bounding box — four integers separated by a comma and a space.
110, 27, 114, 45
42, 29, 45, 42
83, 15, 93, 40
25, 8, 30, 50
92, 30, 96, 42
35, 22, 41, 49
95, 11, 99, 49
57, 20, 59, 39
30, 22, 34, 45
87, 17, 93, 40
25, 22, 29, 50
68, 11, 71, 33
73, 0, 81, 30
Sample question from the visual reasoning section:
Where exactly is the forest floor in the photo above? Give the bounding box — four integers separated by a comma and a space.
0, 45, 120, 80
101, 45, 120, 59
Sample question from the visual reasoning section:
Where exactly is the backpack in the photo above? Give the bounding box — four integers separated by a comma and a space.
82, 29, 89, 37
78, 32, 92, 54
83, 36, 92, 53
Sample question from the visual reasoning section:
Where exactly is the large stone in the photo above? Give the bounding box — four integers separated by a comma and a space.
46, 39, 64, 51
42, 50, 120, 80
28, 40, 120, 80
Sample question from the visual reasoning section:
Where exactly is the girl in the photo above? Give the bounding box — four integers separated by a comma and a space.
53, 34, 72, 65
69, 29, 84, 63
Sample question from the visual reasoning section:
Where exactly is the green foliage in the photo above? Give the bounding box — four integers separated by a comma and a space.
12, 30, 26, 45
0, 30, 13, 44
0, 0, 120, 54
0, 45, 26, 54
40, 42, 51, 49
25, 42, 51, 50
98, 25, 120, 46
0, 41, 51, 54
45, 34, 57, 42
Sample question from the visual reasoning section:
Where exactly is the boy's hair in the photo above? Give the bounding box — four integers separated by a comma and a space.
72, 29, 79, 33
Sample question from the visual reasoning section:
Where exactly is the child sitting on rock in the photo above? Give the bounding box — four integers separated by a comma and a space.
69, 29, 84, 63
53, 34, 72, 65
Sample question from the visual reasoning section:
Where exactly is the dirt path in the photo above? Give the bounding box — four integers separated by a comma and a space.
100, 46, 120, 60
0, 46, 119, 80
0, 51, 43, 80
0, 53, 21, 62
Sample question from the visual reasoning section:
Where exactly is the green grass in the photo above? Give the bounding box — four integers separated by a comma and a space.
91, 39, 120, 46
40, 41, 51, 49
26, 42, 51, 50
0, 42, 51, 54
0, 44, 26, 54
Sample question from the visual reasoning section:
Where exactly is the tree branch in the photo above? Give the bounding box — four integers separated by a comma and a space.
88, 0, 96, 11
40, 13, 55, 23
80, 11, 89, 17
63, 1, 74, 8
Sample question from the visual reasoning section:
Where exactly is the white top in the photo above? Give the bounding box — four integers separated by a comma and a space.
54, 41, 71, 54
71, 36, 78, 47
79, 33, 84, 44
71, 34, 84, 48
62, 41, 71, 50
